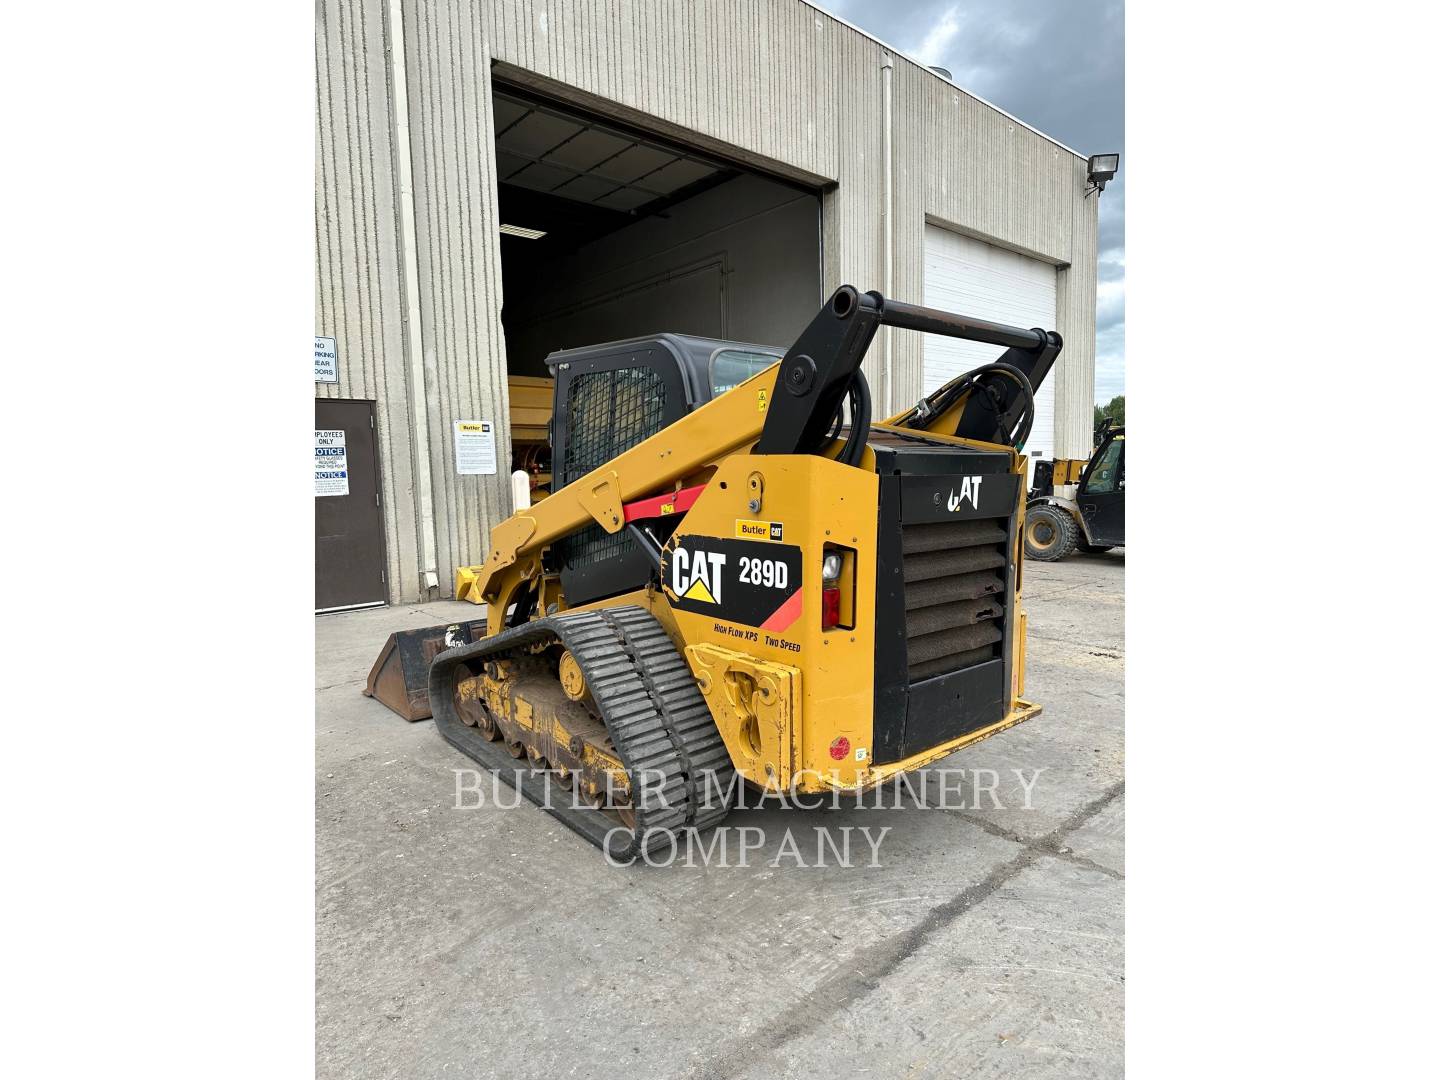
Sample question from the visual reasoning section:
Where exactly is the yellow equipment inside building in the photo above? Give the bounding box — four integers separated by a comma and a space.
372, 286, 1063, 861
506, 375, 554, 500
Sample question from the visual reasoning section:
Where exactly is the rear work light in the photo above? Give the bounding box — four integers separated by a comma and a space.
821, 546, 855, 632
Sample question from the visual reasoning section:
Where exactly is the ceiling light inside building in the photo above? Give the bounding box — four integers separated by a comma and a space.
499, 223, 547, 239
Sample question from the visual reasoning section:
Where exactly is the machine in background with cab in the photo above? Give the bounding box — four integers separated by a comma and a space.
1023, 417, 1124, 561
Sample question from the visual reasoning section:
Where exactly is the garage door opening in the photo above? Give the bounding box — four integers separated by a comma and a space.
491, 87, 823, 379
923, 225, 1059, 464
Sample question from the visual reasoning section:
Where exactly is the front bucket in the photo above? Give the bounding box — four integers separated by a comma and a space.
363, 619, 490, 721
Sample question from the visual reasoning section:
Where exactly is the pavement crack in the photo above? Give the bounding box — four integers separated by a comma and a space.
685, 782, 1125, 1080
1050, 850, 1123, 880
942, 808, 1124, 881
1024, 629, 1124, 651
1023, 580, 1103, 599
315, 678, 367, 692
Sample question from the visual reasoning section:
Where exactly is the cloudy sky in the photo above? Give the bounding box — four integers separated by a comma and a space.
811, 0, 1125, 404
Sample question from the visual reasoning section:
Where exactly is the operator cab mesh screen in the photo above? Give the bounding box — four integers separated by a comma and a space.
560, 367, 668, 569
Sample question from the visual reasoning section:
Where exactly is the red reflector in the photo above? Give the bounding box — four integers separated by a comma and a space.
829, 736, 851, 761
821, 585, 840, 629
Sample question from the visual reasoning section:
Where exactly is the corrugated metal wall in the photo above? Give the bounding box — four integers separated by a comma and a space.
315, 0, 421, 600
316, 0, 1099, 602
401, 0, 514, 601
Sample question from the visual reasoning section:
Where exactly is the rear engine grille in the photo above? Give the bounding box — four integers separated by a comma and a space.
900, 519, 1008, 682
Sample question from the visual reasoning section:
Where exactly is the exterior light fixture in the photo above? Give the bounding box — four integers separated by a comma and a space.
1086, 153, 1120, 194
498, 224, 547, 239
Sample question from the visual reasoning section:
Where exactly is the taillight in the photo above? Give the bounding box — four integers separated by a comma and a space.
821, 548, 849, 631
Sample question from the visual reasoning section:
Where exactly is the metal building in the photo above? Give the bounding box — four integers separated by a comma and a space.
315, 0, 1099, 610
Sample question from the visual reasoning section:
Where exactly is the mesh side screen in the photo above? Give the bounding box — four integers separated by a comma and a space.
560, 367, 668, 570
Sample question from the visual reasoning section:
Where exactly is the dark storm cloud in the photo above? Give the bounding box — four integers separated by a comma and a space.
812, 0, 1125, 402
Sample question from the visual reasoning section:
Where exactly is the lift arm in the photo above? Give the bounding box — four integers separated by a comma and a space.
457, 287, 880, 622
454, 358, 779, 628
756, 286, 1062, 452
455, 285, 1062, 631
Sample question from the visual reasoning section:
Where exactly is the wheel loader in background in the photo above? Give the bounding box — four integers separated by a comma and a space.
1023, 417, 1125, 561
365, 286, 1063, 861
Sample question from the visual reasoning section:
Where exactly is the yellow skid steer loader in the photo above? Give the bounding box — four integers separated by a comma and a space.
365, 286, 1061, 860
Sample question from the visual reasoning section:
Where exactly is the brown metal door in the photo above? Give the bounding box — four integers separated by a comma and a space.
315, 398, 387, 611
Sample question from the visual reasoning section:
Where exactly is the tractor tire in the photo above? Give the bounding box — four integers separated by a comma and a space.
1081, 543, 1115, 554
1024, 504, 1079, 561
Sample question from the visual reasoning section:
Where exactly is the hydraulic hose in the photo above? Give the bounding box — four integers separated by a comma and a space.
975, 362, 1036, 450
897, 361, 1036, 450
837, 369, 872, 467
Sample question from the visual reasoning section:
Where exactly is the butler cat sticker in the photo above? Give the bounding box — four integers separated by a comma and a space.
735, 518, 784, 542
663, 536, 804, 631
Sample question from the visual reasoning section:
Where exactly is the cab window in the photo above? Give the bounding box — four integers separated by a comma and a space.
1084, 437, 1124, 494
710, 349, 779, 395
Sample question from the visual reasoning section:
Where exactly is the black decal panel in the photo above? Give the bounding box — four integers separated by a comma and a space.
661, 536, 804, 628
899, 472, 1020, 523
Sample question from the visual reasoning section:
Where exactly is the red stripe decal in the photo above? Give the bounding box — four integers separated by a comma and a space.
759, 588, 804, 633
622, 483, 707, 523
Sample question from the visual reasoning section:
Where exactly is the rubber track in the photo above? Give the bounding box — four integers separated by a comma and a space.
428, 606, 736, 861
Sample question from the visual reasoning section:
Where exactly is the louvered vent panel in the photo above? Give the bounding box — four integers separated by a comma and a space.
900, 519, 1008, 682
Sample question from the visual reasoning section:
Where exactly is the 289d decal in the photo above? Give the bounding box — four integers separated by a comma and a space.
738, 556, 788, 589
663, 536, 804, 631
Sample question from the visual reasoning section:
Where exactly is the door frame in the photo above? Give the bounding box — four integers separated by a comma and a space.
315, 396, 390, 614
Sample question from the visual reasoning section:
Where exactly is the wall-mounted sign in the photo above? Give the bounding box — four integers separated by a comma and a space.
315, 429, 349, 496
454, 420, 497, 475
314, 336, 339, 383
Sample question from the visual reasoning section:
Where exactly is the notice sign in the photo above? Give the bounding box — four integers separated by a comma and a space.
454, 420, 498, 475
314, 336, 338, 383
315, 429, 349, 496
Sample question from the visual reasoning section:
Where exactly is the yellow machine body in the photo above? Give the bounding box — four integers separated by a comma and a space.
451, 362, 1037, 796
399, 286, 1064, 856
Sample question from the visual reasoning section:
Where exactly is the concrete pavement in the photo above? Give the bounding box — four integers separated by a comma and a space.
316, 550, 1124, 1078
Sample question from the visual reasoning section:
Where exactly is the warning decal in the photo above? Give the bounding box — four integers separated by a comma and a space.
662, 536, 804, 630
315, 429, 349, 497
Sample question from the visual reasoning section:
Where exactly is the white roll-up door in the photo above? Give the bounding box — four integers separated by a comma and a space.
921, 225, 1058, 461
